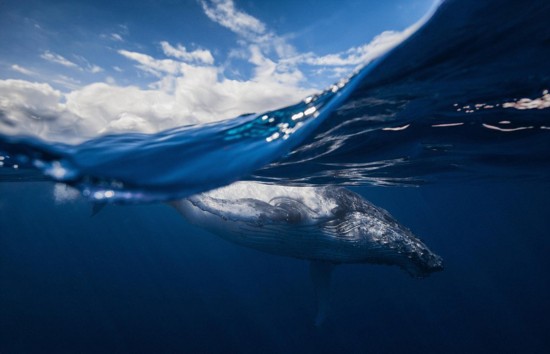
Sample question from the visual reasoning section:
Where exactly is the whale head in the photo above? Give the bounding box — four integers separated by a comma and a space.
324, 188, 444, 277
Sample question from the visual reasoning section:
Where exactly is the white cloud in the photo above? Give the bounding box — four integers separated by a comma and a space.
201, 0, 296, 60
101, 32, 125, 42
74, 54, 104, 74
63, 82, 179, 133
201, 0, 267, 41
88, 64, 104, 73
118, 49, 182, 76
0, 80, 82, 141
290, 26, 422, 69
111, 33, 124, 42
199, 0, 417, 84
41, 52, 102, 74
11, 64, 36, 76
40, 51, 79, 68
52, 75, 81, 90
160, 41, 214, 65
0, 1, 428, 144
0, 80, 63, 110
0, 70, 312, 143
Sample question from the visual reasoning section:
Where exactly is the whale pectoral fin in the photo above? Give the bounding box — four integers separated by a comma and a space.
309, 260, 335, 327
91, 202, 107, 217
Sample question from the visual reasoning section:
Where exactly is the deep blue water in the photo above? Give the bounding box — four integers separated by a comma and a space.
1, 0, 550, 352
1, 181, 550, 353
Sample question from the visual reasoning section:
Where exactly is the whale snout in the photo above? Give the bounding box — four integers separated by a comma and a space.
405, 252, 444, 278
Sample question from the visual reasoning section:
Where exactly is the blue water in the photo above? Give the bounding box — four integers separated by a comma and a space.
2, 182, 549, 353
1, 0, 550, 352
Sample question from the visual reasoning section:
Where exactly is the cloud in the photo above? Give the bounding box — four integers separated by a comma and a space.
0, 80, 82, 141
88, 64, 104, 73
201, 0, 267, 41
199, 0, 415, 83
118, 49, 182, 76
198, 1, 310, 88
0, 79, 172, 142
290, 26, 422, 69
0, 68, 313, 143
100, 32, 125, 42
160, 41, 214, 65
52, 75, 81, 90
73, 55, 105, 74
1, 1, 427, 144
201, 0, 295, 59
41, 52, 103, 74
110, 33, 124, 42
40, 51, 79, 68
11, 64, 36, 76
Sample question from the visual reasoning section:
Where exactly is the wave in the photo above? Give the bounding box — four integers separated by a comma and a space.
1, 0, 549, 202
254, 0, 550, 186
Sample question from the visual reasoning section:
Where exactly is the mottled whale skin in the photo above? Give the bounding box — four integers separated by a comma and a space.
171, 182, 443, 278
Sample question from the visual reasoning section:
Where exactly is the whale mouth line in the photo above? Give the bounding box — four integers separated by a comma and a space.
405, 256, 444, 278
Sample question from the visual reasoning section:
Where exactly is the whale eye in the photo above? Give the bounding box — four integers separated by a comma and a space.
285, 210, 302, 224
273, 202, 303, 223
330, 206, 345, 217
269, 197, 314, 224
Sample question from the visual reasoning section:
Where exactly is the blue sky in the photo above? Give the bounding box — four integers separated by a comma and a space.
0, 0, 435, 142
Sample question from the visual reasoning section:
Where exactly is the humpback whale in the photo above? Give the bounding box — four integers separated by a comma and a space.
171, 182, 443, 325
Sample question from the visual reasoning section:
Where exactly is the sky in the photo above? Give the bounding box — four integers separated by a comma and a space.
0, 0, 435, 142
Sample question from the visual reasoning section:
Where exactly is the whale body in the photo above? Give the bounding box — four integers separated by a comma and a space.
171, 182, 443, 324
172, 182, 442, 276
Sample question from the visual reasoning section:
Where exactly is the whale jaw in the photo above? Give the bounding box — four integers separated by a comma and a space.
401, 252, 444, 278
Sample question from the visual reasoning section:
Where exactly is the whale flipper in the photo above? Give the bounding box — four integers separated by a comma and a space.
310, 260, 335, 326
91, 202, 107, 216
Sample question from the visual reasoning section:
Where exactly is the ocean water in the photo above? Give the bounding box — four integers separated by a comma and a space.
1, 0, 550, 353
